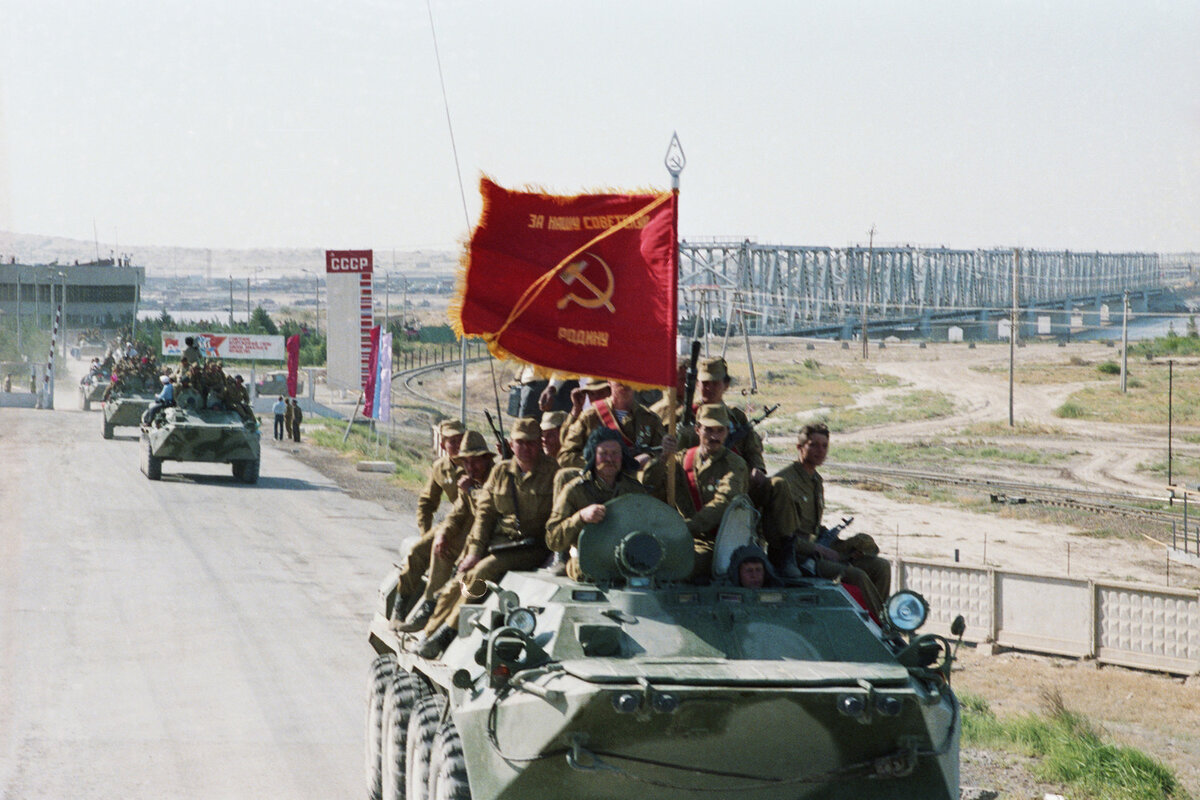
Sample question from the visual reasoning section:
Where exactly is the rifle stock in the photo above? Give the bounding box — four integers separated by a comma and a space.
680, 340, 701, 428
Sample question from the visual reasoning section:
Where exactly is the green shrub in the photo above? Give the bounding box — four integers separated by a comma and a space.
1056, 402, 1086, 418
1097, 361, 1121, 375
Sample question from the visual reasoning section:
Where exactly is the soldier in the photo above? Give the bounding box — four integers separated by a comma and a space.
412, 417, 558, 658
416, 420, 466, 536
641, 404, 748, 580
291, 399, 304, 442
558, 380, 665, 469
546, 427, 655, 580
283, 398, 295, 441
678, 357, 766, 483
762, 423, 890, 619
728, 544, 780, 588
182, 336, 203, 366
539, 410, 568, 461
393, 430, 496, 632
564, 377, 611, 430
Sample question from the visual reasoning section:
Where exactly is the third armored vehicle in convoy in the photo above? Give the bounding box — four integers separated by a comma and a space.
364, 495, 962, 800
140, 387, 262, 483
102, 376, 158, 439
78, 372, 109, 411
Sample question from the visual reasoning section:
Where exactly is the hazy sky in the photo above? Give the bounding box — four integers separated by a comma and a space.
1, 1, 1197, 254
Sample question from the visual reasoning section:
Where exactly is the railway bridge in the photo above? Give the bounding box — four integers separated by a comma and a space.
678, 241, 1195, 340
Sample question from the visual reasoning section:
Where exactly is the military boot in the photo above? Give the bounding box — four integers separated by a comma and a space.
414, 624, 457, 659
394, 598, 436, 632
540, 550, 568, 576
770, 537, 807, 584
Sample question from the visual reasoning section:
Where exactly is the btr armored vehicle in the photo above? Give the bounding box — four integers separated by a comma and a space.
102, 376, 158, 439
365, 495, 962, 800
140, 388, 262, 483
78, 373, 109, 411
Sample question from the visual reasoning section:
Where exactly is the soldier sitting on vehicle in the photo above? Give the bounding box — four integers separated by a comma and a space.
416, 420, 466, 536
393, 431, 496, 633
411, 417, 558, 659
142, 375, 176, 423
539, 410, 567, 461
546, 427, 661, 580
641, 404, 749, 581
558, 380, 666, 470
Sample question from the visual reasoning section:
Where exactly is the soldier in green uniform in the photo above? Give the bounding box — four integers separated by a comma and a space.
558, 380, 665, 469
413, 417, 559, 658
283, 399, 295, 441
393, 430, 495, 632
761, 423, 890, 619
675, 357, 766, 485
641, 404, 748, 580
539, 410, 568, 461
416, 419, 466, 535
546, 426, 665, 580
182, 336, 204, 366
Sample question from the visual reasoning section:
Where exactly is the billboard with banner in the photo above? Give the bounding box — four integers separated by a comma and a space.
161, 331, 284, 360
325, 249, 373, 392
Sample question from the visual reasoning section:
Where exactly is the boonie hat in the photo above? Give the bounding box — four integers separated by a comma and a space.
540, 410, 568, 431
509, 417, 541, 442
439, 419, 466, 437
695, 403, 731, 428
579, 376, 608, 391
697, 357, 729, 383
453, 430, 494, 461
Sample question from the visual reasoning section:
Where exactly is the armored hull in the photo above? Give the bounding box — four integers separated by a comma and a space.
78, 378, 109, 411
140, 406, 261, 483
102, 392, 154, 438
364, 495, 960, 800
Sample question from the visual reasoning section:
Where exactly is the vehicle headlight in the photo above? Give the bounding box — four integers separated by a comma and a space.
505, 607, 537, 635
885, 591, 929, 632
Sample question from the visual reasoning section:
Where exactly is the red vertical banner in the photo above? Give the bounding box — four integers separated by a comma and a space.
285, 334, 301, 398
362, 325, 381, 417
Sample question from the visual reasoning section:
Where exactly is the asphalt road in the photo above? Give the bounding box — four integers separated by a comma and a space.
0, 384, 409, 799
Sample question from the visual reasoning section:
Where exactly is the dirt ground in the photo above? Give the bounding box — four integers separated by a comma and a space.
286, 337, 1200, 798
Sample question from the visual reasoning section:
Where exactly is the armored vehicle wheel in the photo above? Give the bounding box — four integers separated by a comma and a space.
81, 390, 90, 411
406, 694, 448, 800
102, 419, 114, 439
429, 722, 470, 800
365, 654, 398, 800
239, 458, 260, 485
231, 461, 243, 481
144, 440, 162, 481
382, 670, 431, 800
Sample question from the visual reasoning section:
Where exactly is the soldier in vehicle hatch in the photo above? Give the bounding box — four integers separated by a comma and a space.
392, 430, 496, 633
411, 417, 557, 659
416, 419, 466, 535
641, 403, 748, 580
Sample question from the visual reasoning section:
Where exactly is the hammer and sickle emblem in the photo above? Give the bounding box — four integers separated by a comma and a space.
556, 253, 615, 313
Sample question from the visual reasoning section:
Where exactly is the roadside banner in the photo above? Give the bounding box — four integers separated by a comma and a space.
453, 178, 678, 388
285, 334, 300, 398
363, 325, 381, 418
373, 330, 392, 423
161, 331, 284, 361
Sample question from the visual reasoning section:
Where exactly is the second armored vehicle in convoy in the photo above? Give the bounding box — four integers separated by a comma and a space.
140, 387, 262, 483
364, 495, 963, 800
102, 375, 158, 439
78, 372, 109, 411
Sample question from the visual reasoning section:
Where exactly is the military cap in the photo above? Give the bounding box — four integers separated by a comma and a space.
438, 419, 466, 437
453, 430, 494, 461
695, 403, 731, 428
540, 410, 568, 430
509, 417, 541, 442
579, 376, 608, 391
697, 357, 729, 383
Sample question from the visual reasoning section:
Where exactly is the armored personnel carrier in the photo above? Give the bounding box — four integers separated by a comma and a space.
364, 495, 962, 800
140, 388, 261, 483
102, 375, 159, 439
78, 373, 109, 411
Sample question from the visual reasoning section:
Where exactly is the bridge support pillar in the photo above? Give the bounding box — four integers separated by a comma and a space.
1135, 291, 1150, 313
839, 318, 855, 341
919, 312, 932, 339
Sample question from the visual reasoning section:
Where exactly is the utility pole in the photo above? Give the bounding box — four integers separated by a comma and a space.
15, 271, 21, 355
1009, 248, 1019, 427
862, 225, 875, 360
1120, 290, 1129, 393
1168, 359, 1175, 489
246, 278, 251, 324
228, 276, 234, 327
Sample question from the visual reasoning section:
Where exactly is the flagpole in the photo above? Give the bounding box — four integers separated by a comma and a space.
665, 132, 686, 507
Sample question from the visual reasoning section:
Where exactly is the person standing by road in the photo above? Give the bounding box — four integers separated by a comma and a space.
291, 400, 304, 442
284, 398, 295, 441
272, 396, 287, 440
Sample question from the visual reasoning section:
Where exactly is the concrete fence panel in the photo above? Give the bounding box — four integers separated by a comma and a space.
1095, 583, 1200, 674
897, 559, 991, 640
995, 572, 1092, 657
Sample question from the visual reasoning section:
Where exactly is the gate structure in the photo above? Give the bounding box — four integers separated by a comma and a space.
678, 240, 1169, 337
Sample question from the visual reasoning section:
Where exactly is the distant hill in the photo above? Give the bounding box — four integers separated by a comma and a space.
0, 230, 458, 279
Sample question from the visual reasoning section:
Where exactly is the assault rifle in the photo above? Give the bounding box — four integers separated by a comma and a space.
815, 516, 855, 548
484, 410, 514, 459
679, 340, 702, 430
727, 403, 780, 449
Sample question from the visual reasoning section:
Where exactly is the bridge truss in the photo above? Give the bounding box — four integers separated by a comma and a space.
678, 241, 1165, 335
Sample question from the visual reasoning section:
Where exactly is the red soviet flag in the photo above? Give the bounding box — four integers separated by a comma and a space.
453, 177, 678, 388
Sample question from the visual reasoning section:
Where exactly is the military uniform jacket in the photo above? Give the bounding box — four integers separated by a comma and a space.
545, 472, 647, 553
641, 446, 748, 539
774, 462, 824, 541
676, 403, 765, 472
434, 480, 485, 552
416, 455, 463, 534
558, 400, 665, 469
465, 453, 559, 559
649, 396, 681, 429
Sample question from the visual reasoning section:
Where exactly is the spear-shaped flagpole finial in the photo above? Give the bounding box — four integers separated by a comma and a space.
664, 132, 686, 189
